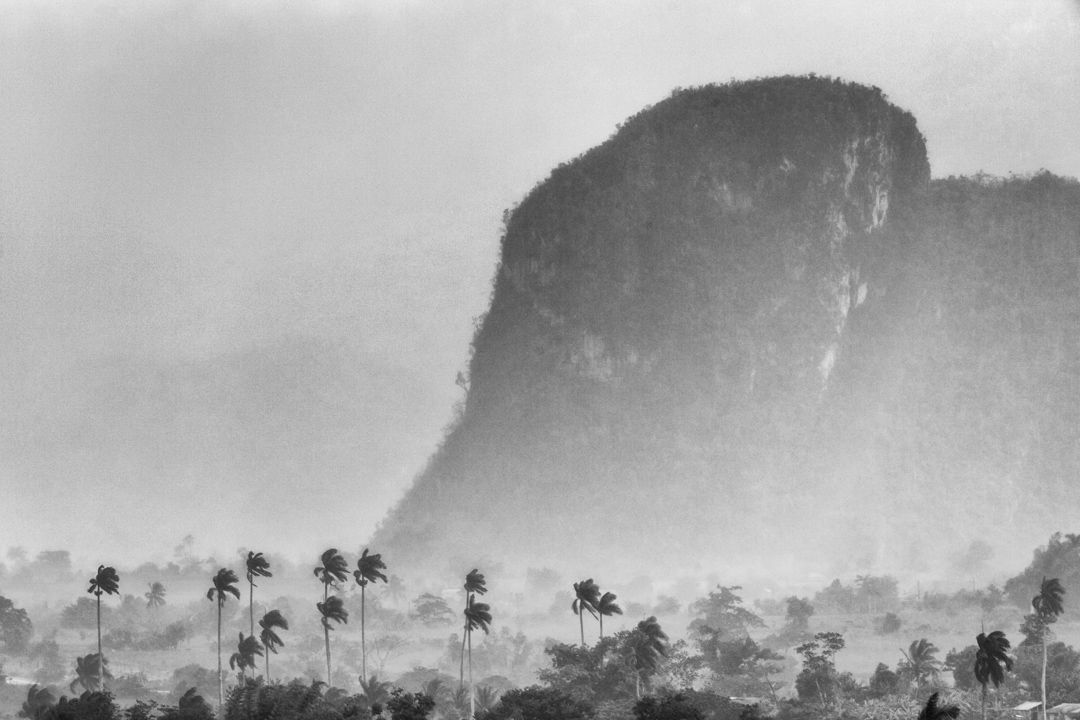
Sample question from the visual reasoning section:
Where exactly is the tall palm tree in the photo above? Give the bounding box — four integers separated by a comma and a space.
901, 638, 941, 692
145, 582, 166, 610
460, 569, 488, 692
245, 552, 273, 637
87, 565, 119, 691
974, 630, 1013, 720
353, 548, 388, 679
463, 595, 492, 719
917, 692, 961, 720
626, 616, 668, 698
229, 633, 264, 680
596, 591, 622, 667
571, 579, 600, 647
314, 549, 349, 686
1033, 577, 1065, 720
258, 609, 289, 683
316, 594, 348, 686
207, 568, 241, 712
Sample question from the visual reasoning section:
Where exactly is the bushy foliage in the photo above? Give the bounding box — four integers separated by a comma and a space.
223, 678, 373, 720
1014, 642, 1080, 705
873, 613, 901, 635
477, 686, 594, 720
0, 595, 33, 653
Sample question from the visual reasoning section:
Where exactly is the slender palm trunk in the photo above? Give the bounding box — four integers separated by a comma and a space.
468, 630, 474, 720
323, 584, 332, 686
579, 611, 585, 647
1042, 636, 1049, 720
599, 616, 604, 666
361, 585, 367, 680
982, 683, 988, 720
217, 602, 224, 715
96, 593, 103, 691
265, 647, 271, 684
459, 625, 467, 690
249, 581, 254, 639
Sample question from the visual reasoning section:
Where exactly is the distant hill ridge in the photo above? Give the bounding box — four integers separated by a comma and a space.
372, 75, 1080, 577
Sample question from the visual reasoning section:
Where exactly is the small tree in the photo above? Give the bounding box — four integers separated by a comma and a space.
795, 632, 845, 707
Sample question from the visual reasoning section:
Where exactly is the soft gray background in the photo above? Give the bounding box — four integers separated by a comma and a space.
1, 0, 1078, 566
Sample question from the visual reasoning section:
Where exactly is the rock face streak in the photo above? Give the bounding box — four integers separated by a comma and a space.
373, 76, 1079, 574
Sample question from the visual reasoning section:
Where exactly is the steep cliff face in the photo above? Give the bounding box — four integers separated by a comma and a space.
373, 76, 1080, 576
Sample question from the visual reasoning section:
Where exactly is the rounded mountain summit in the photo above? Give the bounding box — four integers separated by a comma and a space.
372, 76, 1080, 577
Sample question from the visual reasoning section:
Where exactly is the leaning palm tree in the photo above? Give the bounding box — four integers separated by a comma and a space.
571, 579, 600, 647
974, 630, 1013, 720
596, 591, 622, 666
258, 609, 289, 682
459, 569, 488, 692
901, 638, 941, 692
87, 565, 119, 690
70, 654, 112, 694
19, 684, 56, 720
229, 632, 264, 681
917, 692, 961, 720
353, 549, 388, 679
626, 616, 669, 698
316, 594, 349, 686
314, 549, 349, 685
463, 595, 492, 719
207, 568, 241, 712
145, 582, 166, 610
1033, 577, 1065, 720
245, 552, 273, 637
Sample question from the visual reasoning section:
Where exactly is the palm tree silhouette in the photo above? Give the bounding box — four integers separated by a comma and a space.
474, 686, 499, 715
1033, 577, 1065, 720
974, 630, 1013, 720
314, 549, 349, 686
596, 591, 622, 667
571, 579, 600, 647
229, 632, 264, 680
316, 594, 348, 685
87, 565, 119, 690
258, 609, 289, 682
353, 548, 388, 679
626, 616, 668, 698
145, 582, 166, 610
460, 569, 488, 693
463, 595, 492, 719
917, 692, 961, 720
19, 684, 56, 720
359, 673, 392, 710
245, 552, 272, 638
70, 654, 112, 694
901, 638, 941, 692
206, 568, 241, 712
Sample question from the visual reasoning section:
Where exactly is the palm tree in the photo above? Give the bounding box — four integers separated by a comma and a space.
359, 674, 393, 710
463, 595, 492, 719
460, 569, 488, 693
259, 609, 289, 683
70, 654, 112, 694
229, 633, 264, 680
316, 594, 348, 686
571, 579, 600, 647
207, 568, 241, 712
176, 687, 213, 718
353, 548, 388, 679
917, 692, 961, 720
422, 678, 449, 709
900, 638, 941, 692
87, 565, 119, 690
245, 552, 273, 637
1032, 577, 1065, 720
314, 549, 349, 686
474, 686, 499, 715
145, 582, 166, 610
974, 630, 1013, 720
19, 684, 56, 720
596, 591, 622, 667
626, 616, 669, 698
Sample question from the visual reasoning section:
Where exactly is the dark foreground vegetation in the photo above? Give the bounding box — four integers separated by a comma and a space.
4, 533, 1080, 720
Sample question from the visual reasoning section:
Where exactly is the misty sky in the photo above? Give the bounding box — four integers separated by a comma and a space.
1, 0, 1078, 569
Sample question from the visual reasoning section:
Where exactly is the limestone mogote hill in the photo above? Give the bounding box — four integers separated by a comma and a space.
371, 75, 1080, 577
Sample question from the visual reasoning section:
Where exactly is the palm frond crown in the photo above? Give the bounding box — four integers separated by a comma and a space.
354, 549, 388, 587
1033, 577, 1065, 619
317, 595, 349, 629
572, 579, 601, 618
206, 569, 241, 607
88, 566, 120, 597
246, 552, 273, 585
464, 596, 493, 634
259, 609, 289, 652
464, 569, 487, 596
918, 692, 961, 720
974, 630, 1013, 688
314, 549, 350, 588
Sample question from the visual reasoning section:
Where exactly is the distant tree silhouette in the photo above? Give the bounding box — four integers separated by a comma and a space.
314, 549, 349, 686
626, 616, 669, 698
70, 653, 112, 694
258, 609, 289, 682
1033, 577, 1065, 720
145, 582, 167, 610
245, 552, 272, 638
87, 565, 119, 690
206, 568, 241, 712
900, 638, 941, 692
353, 549, 388, 679
572, 579, 601, 647
18, 684, 56, 720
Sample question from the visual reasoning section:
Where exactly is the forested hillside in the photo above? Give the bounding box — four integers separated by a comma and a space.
373, 76, 1080, 576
